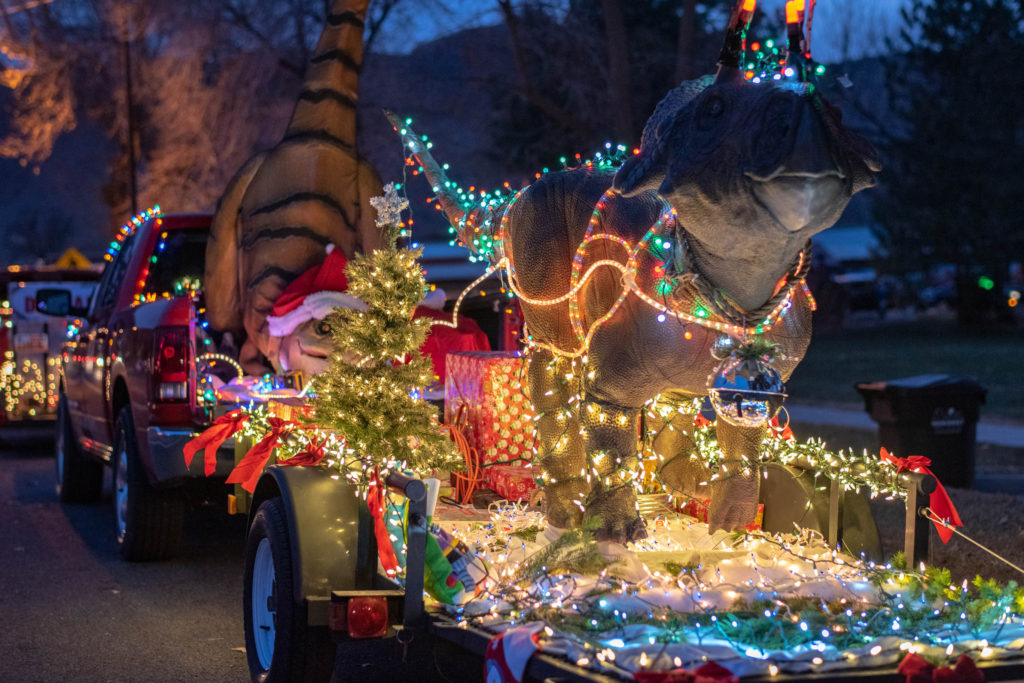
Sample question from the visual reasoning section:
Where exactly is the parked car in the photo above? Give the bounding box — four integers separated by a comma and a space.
0, 266, 100, 423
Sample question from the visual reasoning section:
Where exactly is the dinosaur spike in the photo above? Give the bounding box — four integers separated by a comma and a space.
716, 0, 757, 80
805, 0, 816, 61
383, 110, 468, 231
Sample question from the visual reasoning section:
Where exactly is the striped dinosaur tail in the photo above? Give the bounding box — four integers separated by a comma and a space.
286, 0, 371, 149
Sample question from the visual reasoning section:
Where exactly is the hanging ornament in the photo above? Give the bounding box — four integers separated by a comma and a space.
710, 334, 736, 360
707, 338, 786, 427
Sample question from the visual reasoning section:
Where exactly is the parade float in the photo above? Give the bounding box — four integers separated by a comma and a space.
181, 0, 1024, 681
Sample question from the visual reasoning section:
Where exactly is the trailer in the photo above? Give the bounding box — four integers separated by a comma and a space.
237, 456, 1024, 683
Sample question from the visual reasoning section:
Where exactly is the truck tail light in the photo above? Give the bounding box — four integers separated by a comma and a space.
329, 595, 389, 639
154, 327, 189, 403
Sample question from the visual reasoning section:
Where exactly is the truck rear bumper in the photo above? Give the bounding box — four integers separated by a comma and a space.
148, 426, 235, 485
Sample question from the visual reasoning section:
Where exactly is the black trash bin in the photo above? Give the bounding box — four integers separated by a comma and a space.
855, 374, 987, 489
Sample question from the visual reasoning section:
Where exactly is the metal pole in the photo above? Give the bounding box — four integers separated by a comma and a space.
903, 471, 936, 568
122, 37, 137, 215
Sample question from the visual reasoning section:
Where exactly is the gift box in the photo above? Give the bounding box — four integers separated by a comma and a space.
487, 464, 537, 502
678, 497, 764, 531
267, 397, 313, 422
444, 351, 536, 466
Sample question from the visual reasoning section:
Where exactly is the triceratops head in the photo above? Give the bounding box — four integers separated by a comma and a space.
614, 1, 880, 251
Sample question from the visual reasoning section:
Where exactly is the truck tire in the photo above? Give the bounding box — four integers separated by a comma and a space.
113, 407, 184, 561
55, 393, 103, 503
244, 497, 333, 683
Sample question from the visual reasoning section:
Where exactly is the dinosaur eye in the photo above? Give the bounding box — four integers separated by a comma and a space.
697, 95, 726, 131
315, 321, 332, 336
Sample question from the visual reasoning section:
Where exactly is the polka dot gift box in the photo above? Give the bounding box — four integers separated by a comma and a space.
444, 352, 537, 498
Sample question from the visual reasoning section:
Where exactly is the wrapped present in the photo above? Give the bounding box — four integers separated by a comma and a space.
678, 498, 764, 531
488, 464, 537, 502
267, 396, 313, 422
445, 351, 536, 466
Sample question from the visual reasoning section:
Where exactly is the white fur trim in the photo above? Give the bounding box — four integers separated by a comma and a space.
325, 243, 336, 254
266, 290, 366, 337
421, 288, 447, 309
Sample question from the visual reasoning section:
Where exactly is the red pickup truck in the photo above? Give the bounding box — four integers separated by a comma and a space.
53, 209, 230, 561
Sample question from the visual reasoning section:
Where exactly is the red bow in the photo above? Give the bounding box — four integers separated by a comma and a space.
633, 661, 738, 683
280, 432, 330, 467
693, 413, 714, 429
226, 417, 298, 493
367, 468, 400, 576
769, 415, 795, 441
881, 447, 963, 543
898, 652, 985, 683
184, 409, 249, 476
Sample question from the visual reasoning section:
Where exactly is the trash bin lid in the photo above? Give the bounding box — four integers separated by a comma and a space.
855, 374, 986, 398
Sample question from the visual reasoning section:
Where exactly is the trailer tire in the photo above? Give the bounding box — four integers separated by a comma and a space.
244, 497, 333, 683
113, 407, 184, 561
55, 393, 103, 503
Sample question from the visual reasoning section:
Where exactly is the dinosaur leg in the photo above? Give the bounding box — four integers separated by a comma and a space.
528, 350, 589, 531
647, 403, 712, 504
579, 397, 646, 543
706, 421, 765, 533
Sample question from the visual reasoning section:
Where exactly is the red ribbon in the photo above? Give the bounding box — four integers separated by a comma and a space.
226, 417, 298, 493
693, 413, 713, 429
279, 432, 329, 467
881, 447, 963, 543
184, 409, 249, 476
367, 468, 400, 576
633, 661, 738, 683
898, 652, 985, 683
769, 414, 795, 441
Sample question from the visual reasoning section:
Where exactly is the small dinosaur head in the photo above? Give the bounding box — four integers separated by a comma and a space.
275, 317, 337, 376
614, 4, 880, 252
264, 244, 367, 376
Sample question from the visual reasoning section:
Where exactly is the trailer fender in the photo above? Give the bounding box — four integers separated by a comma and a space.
248, 464, 375, 623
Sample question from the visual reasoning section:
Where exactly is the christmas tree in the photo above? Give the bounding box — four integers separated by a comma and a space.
311, 183, 460, 474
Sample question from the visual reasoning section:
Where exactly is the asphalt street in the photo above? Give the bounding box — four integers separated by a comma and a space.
0, 425, 250, 683
0, 426, 484, 683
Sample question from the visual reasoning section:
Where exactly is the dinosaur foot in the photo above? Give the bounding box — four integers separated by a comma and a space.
585, 484, 647, 544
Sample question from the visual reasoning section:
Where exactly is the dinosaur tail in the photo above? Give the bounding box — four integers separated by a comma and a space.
286, 0, 371, 148
383, 110, 469, 229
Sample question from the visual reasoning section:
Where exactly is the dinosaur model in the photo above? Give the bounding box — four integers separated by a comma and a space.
393, 0, 879, 542
205, 0, 383, 376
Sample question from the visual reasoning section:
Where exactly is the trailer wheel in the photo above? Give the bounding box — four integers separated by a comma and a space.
55, 393, 103, 503
244, 497, 333, 683
113, 407, 184, 561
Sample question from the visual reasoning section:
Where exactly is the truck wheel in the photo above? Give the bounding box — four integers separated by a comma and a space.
244, 497, 333, 683
113, 407, 184, 561
55, 393, 103, 503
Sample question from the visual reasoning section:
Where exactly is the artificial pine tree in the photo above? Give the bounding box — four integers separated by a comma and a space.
311, 183, 460, 474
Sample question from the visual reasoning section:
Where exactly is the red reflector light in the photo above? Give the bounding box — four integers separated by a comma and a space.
346, 596, 388, 639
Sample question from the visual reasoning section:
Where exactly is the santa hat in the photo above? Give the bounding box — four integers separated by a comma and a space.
266, 244, 446, 337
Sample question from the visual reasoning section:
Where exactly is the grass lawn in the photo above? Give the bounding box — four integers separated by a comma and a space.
786, 319, 1024, 422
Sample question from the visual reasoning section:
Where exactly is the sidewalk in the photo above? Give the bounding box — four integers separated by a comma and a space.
786, 403, 1024, 449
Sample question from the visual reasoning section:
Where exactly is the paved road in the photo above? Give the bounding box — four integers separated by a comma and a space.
0, 426, 249, 683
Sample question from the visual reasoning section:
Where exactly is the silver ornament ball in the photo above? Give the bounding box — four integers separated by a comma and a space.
707, 354, 786, 427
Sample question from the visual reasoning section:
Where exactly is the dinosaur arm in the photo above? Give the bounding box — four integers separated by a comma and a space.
206, 151, 267, 335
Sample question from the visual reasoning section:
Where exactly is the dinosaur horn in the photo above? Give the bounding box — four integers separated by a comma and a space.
383, 110, 467, 229
716, 0, 757, 81
804, 0, 816, 61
